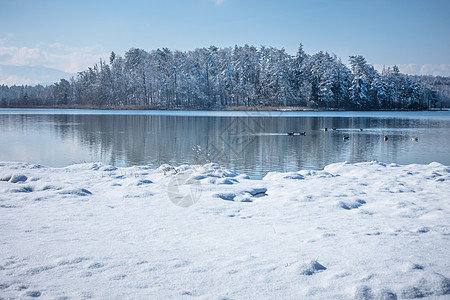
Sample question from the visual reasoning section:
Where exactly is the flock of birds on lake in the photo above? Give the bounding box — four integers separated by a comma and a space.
286, 128, 419, 142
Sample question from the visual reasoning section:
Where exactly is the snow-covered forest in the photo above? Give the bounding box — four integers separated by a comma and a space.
1, 44, 449, 110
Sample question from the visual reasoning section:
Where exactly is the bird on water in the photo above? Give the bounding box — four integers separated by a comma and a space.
287, 132, 306, 136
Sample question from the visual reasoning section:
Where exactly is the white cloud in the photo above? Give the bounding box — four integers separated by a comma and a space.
414, 64, 450, 77
0, 41, 109, 73
374, 64, 450, 77
0, 73, 45, 86
48, 42, 78, 51
0, 74, 26, 86
0, 65, 75, 86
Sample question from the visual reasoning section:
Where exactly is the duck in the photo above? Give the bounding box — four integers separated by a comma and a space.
359, 128, 363, 132
332, 127, 337, 131
343, 136, 349, 141
299, 132, 306, 136
323, 128, 328, 132
287, 132, 295, 136
412, 137, 418, 142
384, 136, 389, 141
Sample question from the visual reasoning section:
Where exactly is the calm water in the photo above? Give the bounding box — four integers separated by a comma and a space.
1, 108, 449, 178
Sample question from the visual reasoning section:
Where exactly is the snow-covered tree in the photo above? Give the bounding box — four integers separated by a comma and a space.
0, 44, 442, 110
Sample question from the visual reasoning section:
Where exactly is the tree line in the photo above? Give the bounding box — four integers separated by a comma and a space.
1, 44, 449, 110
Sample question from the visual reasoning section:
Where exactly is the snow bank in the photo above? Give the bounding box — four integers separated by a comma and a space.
0, 161, 449, 299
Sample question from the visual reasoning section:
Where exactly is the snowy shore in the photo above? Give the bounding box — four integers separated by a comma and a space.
1, 161, 449, 299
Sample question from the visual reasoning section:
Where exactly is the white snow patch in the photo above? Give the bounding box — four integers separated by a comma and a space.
0, 160, 449, 298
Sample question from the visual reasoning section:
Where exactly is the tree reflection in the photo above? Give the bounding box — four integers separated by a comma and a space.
1, 113, 448, 179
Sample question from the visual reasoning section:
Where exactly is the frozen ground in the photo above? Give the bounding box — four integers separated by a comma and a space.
0, 161, 449, 299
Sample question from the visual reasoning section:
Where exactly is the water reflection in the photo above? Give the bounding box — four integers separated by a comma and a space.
0, 111, 449, 178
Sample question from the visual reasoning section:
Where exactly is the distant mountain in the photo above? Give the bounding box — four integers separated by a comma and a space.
0, 65, 75, 86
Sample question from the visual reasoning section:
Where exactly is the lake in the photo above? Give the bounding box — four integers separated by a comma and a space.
1, 108, 449, 179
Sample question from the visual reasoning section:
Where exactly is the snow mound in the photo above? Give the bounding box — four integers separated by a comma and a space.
263, 172, 304, 181
215, 188, 267, 202
58, 188, 92, 196
401, 274, 450, 298
299, 260, 327, 275
338, 199, 366, 210
0, 174, 12, 181
9, 174, 27, 183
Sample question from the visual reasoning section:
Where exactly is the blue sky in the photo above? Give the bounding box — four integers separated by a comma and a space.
1, 0, 449, 83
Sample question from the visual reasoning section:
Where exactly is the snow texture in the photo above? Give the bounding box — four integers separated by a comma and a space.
0, 161, 449, 299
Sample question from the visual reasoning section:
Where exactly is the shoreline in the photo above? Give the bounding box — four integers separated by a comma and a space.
0, 104, 331, 111
0, 104, 446, 112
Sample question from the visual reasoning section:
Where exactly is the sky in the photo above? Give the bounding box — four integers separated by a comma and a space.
0, 0, 449, 85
